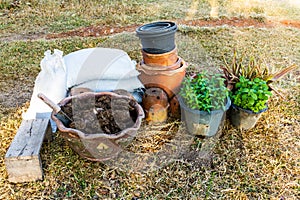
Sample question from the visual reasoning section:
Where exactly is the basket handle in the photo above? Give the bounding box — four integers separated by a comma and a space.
37, 93, 61, 113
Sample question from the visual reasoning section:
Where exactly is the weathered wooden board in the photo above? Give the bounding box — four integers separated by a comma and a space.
5, 118, 50, 183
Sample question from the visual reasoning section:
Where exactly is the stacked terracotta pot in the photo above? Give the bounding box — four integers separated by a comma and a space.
136, 21, 186, 123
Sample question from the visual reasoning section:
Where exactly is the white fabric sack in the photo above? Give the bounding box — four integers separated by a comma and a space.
64, 48, 140, 88
22, 49, 67, 120
73, 76, 144, 92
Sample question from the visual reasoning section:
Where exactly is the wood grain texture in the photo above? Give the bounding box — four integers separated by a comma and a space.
5, 118, 50, 183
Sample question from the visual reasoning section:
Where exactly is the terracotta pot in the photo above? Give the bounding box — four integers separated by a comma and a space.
169, 95, 181, 119
137, 59, 187, 99
142, 88, 169, 110
145, 103, 169, 123
142, 88, 169, 123
139, 57, 182, 71
142, 47, 178, 67
51, 92, 145, 161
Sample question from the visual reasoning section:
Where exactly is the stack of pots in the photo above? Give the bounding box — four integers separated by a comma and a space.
136, 21, 186, 122
136, 21, 187, 99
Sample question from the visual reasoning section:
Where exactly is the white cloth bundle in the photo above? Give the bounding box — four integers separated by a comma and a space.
22, 49, 67, 120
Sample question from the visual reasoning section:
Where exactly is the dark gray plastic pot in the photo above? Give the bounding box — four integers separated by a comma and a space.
228, 104, 267, 130
136, 21, 178, 54
179, 97, 231, 137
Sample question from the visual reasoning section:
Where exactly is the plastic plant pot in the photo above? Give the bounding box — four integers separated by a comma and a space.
136, 21, 178, 54
228, 104, 268, 130
179, 97, 231, 137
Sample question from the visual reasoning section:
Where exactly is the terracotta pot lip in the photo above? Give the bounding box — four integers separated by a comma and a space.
137, 58, 187, 76
141, 47, 177, 57
52, 91, 145, 139
140, 57, 182, 71
231, 103, 268, 114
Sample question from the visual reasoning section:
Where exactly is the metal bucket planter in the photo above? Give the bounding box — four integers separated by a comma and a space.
50, 92, 144, 161
179, 97, 231, 137
228, 104, 267, 130
136, 21, 178, 54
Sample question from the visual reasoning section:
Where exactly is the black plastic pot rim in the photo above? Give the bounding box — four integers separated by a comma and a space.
136, 21, 178, 36
136, 31, 176, 39
141, 46, 177, 56
231, 103, 268, 114
178, 96, 231, 115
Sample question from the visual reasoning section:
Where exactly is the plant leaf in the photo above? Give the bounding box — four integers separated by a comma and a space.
267, 64, 297, 83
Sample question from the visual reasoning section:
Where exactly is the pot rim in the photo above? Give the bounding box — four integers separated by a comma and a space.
51, 91, 145, 140
178, 96, 231, 115
231, 103, 268, 114
140, 57, 182, 71
136, 21, 177, 36
141, 47, 177, 57
137, 59, 187, 76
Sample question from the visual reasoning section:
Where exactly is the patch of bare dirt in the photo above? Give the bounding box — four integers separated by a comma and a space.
46, 18, 274, 39
46, 18, 300, 39
0, 80, 33, 108
46, 24, 138, 39
2, 18, 300, 42
178, 17, 274, 28
0, 33, 46, 42
280, 19, 300, 28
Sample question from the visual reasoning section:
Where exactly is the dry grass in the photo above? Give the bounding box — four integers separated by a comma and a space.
0, 0, 300, 199
1, 0, 300, 38
1, 26, 299, 199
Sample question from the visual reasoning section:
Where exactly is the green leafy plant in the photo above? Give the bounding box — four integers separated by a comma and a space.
179, 71, 229, 112
231, 76, 272, 113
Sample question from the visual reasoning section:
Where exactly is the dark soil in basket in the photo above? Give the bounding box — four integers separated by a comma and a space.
60, 95, 138, 135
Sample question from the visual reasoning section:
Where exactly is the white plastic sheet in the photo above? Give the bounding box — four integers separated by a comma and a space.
64, 48, 142, 90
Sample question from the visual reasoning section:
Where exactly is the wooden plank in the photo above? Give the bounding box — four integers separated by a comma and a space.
5, 118, 50, 183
